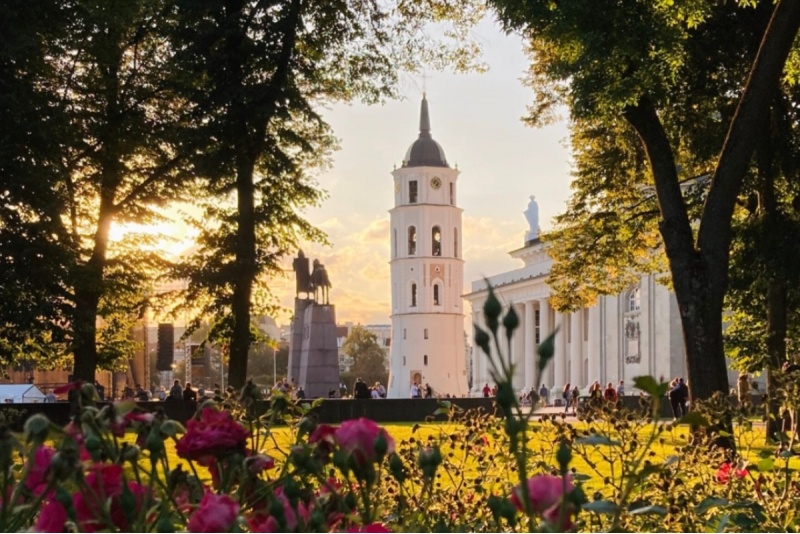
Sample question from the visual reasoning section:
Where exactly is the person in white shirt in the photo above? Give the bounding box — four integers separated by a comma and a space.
410, 383, 420, 398
371, 387, 380, 399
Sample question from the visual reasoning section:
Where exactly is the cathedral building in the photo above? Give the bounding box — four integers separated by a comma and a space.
387, 95, 468, 398
464, 196, 738, 397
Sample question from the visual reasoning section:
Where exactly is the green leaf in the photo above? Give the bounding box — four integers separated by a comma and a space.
583, 500, 619, 514
575, 434, 620, 446
571, 473, 592, 481
160, 420, 186, 438
757, 457, 775, 472
629, 504, 667, 515
678, 412, 710, 427
633, 376, 669, 397
696, 496, 729, 516
113, 400, 138, 416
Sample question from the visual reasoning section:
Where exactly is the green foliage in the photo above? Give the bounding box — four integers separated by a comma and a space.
489, 0, 800, 401
340, 325, 388, 389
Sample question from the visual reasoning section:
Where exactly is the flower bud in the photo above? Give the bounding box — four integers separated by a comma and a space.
389, 453, 406, 482
502, 306, 519, 336
122, 444, 141, 463
374, 432, 389, 462
556, 441, 571, 471
483, 287, 502, 334
474, 326, 491, 355
24, 414, 51, 444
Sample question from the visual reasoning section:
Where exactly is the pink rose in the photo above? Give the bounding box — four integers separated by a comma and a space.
35, 500, 68, 533
246, 453, 275, 474
345, 523, 393, 532
335, 418, 395, 467
25, 445, 56, 496
72, 464, 149, 532
510, 474, 573, 513
716, 462, 748, 484
176, 408, 249, 460
309, 424, 337, 459
188, 492, 240, 532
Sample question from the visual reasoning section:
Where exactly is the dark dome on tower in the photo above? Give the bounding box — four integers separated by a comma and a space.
402, 94, 449, 168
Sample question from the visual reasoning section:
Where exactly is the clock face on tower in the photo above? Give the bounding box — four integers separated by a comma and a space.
430, 176, 442, 190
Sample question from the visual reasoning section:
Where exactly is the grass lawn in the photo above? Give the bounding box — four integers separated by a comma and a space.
158, 417, 800, 494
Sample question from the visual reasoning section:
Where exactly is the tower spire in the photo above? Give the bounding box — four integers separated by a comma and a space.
419, 93, 431, 138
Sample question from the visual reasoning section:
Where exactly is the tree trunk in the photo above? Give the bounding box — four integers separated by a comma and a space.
765, 279, 787, 439
219, 0, 303, 389
758, 102, 788, 440
71, 207, 115, 383
228, 156, 257, 390
623, 1, 800, 401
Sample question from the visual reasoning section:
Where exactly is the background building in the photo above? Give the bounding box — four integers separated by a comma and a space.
464, 196, 739, 397
387, 95, 468, 398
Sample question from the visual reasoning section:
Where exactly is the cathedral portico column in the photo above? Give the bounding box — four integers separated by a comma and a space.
539, 298, 551, 387
554, 313, 567, 392
588, 303, 601, 385
570, 310, 583, 387
472, 309, 484, 394
513, 303, 526, 389
524, 300, 535, 391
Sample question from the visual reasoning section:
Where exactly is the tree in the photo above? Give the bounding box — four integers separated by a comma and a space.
0, 0, 189, 380
340, 325, 388, 391
167, 0, 485, 389
490, 0, 800, 400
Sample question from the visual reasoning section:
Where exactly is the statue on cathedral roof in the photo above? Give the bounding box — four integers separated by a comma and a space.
524, 195, 540, 243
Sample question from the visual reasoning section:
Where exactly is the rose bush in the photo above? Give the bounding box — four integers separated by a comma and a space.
1, 287, 797, 532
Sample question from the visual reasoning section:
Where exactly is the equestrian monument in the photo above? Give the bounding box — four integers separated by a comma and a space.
287, 251, 340, 398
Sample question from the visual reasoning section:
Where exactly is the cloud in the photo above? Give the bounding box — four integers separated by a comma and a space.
274, 213, 525, 327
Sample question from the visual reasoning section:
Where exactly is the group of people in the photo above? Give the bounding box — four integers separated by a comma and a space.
353, 378, 387, 399
409, 381, 434, 399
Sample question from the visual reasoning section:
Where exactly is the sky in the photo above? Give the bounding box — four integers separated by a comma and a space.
286, 17, 575, 326
114, 17, 577, 327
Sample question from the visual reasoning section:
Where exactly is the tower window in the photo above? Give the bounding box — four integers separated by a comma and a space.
454, 228, 458, 258
411, 284, 417, 307
424, 355, 428, 366
393, 229, 397, 258
449, 183, 454, 205
424, 328, 428, 339
408, 226, 416, 255
535, 309, 540, 344
403, 356, 406, 366
433, 284, 440, 306
409, 180, 418, 203
403, 328, 406, 339
432, 226, 441, 256
628, 286, 641, 312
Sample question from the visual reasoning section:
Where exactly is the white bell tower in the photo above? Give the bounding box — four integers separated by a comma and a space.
387, 94, 467, 399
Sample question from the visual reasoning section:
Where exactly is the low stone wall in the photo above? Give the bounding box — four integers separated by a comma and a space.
0, 394, 763, 431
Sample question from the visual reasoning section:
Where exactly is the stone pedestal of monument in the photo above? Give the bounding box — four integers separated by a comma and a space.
288, 299, 339, 398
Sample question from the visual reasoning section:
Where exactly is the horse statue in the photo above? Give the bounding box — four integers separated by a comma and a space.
309, 259, 332, 304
